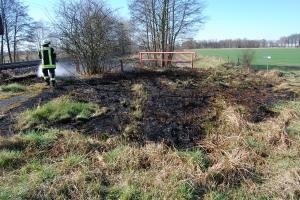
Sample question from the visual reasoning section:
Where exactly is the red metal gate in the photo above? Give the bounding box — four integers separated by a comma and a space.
139, 51, 196, 68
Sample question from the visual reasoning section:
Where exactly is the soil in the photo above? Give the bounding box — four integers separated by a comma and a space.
0, 67, 294, 148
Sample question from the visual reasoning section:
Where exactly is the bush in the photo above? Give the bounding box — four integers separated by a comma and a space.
242, 50, 255, 69
56, 0, 130, 74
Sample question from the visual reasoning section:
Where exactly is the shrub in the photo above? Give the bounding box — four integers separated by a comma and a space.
242, 50, 255, 69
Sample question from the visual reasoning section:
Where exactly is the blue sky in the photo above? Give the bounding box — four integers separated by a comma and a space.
25, 0, 300, 40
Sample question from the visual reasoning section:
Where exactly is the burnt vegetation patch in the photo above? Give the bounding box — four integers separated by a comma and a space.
3, 67, 290, 148
1, 67, 299, 199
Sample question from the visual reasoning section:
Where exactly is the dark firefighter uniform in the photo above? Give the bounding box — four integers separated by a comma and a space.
39, 40, 56, 86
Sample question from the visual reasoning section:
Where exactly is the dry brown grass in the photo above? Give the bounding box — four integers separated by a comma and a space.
263, 168, 300, 200
257, 69, 283, 81
200, 98, 300, 196
195, 56, 225, 68
205, 149, 257, 188
102, 143, 205, 199
219, 105, 248, 133
201, 104, 260, 190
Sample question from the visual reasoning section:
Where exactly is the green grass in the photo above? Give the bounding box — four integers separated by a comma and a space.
107, 185, 143, 200
62, 154, 88, 168
17, 97, 101, 129
0, 161, 59, 199
195, 48, 300, 71
22, 129, 59, 147
177, 149, 210, 171
0, 83, 26, 93
0, 150, 22, 169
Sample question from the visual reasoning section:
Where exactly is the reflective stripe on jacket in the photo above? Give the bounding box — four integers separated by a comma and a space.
40, 46, 56, 69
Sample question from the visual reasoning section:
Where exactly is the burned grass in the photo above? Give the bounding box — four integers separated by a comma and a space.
0, 66, 299, 199
63, 67, 293, 148
1, 67, 293, 145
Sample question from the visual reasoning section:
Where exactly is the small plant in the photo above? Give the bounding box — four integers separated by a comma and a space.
120, 98, 128, 107
131, 84, 147, 97
132, 109, 143, 120
130, 83, 147, 122
104, 146, 125, 168
122, 124, 142, 141
0, 83, 26, 93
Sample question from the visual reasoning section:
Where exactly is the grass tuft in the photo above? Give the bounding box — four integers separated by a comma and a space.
107, 185, 142, 200
131, 84, 147, 97
21, 129, 59, 147
0, 83, 26, 93
132, 109, 143, 120
177, 149, 210, 171
0, 150, 22, 169
16, 97, 102, 129
62, 154, 88, 168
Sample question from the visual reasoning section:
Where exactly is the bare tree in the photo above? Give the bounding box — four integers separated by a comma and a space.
116, 21, 132, 56
129, 0, 206, 66
0, 0, 35, 63
55, 0, 127, 75
0, 0, 14, 63
11, 1, 32, 62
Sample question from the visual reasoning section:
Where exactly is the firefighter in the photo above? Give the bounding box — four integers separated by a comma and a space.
39, 40, 57, 86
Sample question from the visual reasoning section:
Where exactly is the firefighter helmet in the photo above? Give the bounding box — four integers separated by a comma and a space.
42, 39, 51, 45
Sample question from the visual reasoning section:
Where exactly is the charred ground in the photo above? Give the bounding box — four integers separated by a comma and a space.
0, 66, 294, 148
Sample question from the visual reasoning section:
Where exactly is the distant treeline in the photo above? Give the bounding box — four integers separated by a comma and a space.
182, 34, 300, 49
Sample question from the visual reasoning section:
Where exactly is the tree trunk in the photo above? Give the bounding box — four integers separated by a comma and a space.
161, 0, 167, 67
13, 13, 18, 62
4, 21, 12, 63
1, 0, 4, 64
1, 34, 3, 64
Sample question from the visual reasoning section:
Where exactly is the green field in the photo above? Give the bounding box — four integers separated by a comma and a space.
195, 48, 300, 71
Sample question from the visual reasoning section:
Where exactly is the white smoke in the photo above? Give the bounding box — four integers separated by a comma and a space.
37, 61, 79, 77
